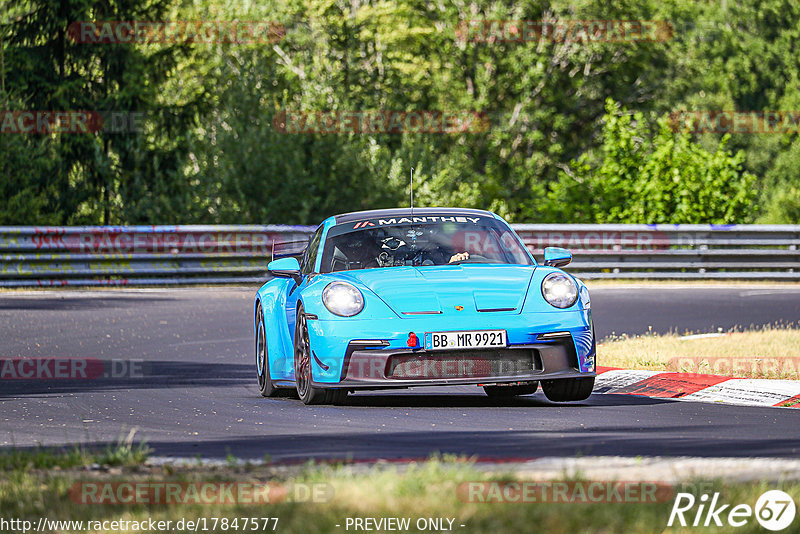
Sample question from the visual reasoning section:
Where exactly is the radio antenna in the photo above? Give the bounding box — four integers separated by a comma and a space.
410, 167, 414, 217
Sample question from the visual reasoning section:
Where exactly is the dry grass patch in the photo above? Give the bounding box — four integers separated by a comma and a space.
599, 326, 800, 379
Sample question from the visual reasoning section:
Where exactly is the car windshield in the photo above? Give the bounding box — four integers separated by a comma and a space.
319, 215, 533, 273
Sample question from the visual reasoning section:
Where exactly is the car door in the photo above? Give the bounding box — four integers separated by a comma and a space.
285, 225, 323, 349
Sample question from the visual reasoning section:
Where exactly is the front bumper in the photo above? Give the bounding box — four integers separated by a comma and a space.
311, 335, 594, 389
306, 309, 596, 386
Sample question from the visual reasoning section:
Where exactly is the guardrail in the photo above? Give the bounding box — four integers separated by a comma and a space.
0, 224, 798, 287
0, 225, 315, 287
513, 224, 800, 280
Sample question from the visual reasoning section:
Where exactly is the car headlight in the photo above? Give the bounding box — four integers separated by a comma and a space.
541, 272, 578, 309
322, 281, 364, 317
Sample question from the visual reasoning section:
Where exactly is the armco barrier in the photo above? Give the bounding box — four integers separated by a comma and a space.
0, 224, 798, 287
0, 225, 314, 287
513, 224, 800, 280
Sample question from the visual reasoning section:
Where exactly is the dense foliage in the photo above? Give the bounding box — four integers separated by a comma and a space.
1, 0, 798, 225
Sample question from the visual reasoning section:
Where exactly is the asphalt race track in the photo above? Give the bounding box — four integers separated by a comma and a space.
1, 285, 799, 460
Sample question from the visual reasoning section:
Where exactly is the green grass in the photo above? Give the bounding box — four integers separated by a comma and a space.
0, 437, 150, 471
1, 454, 798, 533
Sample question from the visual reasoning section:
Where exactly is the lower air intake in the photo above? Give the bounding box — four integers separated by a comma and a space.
387, 350, 541, 380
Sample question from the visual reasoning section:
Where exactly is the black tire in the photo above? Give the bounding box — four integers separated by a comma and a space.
483, 382, 538, 398
256, 304, 279, 397
541, 377, 595, 402
294, 304, 329, 405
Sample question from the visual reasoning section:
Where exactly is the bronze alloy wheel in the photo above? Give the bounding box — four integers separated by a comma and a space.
256, 304, 278, 397
294, 304, 328, 404
294, 304, 347, 405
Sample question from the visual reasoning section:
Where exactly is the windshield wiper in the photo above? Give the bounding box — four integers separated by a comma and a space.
448, 259, 492, 265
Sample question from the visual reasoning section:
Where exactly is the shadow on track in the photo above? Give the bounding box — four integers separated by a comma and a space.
15, 417, 792, 461
338, 391, 671, 408
0, 361, 252, 397
0, 295, 176, 311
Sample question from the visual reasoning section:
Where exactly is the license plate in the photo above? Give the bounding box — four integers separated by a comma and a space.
424, 330, 507, 351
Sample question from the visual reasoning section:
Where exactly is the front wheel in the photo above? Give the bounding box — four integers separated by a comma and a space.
294, 304, 332, 405
541, 377, 595, 402
483, 382, 538, 397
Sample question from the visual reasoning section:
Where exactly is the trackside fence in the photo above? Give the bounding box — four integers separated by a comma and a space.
0, 224, 798, 287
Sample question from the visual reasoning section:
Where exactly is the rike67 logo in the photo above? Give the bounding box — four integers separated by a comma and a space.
668, 490, 796, 531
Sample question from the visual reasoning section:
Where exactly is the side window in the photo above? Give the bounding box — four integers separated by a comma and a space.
301, 226, 324, 275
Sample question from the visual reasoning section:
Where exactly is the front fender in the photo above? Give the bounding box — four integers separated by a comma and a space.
297, 274, 400, 322
255, 278, 295, 380
521, 266, 590, 313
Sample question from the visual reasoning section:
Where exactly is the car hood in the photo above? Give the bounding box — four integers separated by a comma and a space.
337, 265, 535, 316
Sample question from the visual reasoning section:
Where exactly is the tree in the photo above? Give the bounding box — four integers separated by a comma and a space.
1, 0, 198, 224
3, 0, 798, 225
546, 99, 756, 224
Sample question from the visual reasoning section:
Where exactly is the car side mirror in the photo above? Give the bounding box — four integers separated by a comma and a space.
267, 257, 302, 284
543, 247, 572, 268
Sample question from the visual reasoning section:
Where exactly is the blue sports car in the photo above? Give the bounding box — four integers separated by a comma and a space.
254, 208, 595, 405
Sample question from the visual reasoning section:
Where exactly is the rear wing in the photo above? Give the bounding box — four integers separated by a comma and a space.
271, 239, 309, 260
